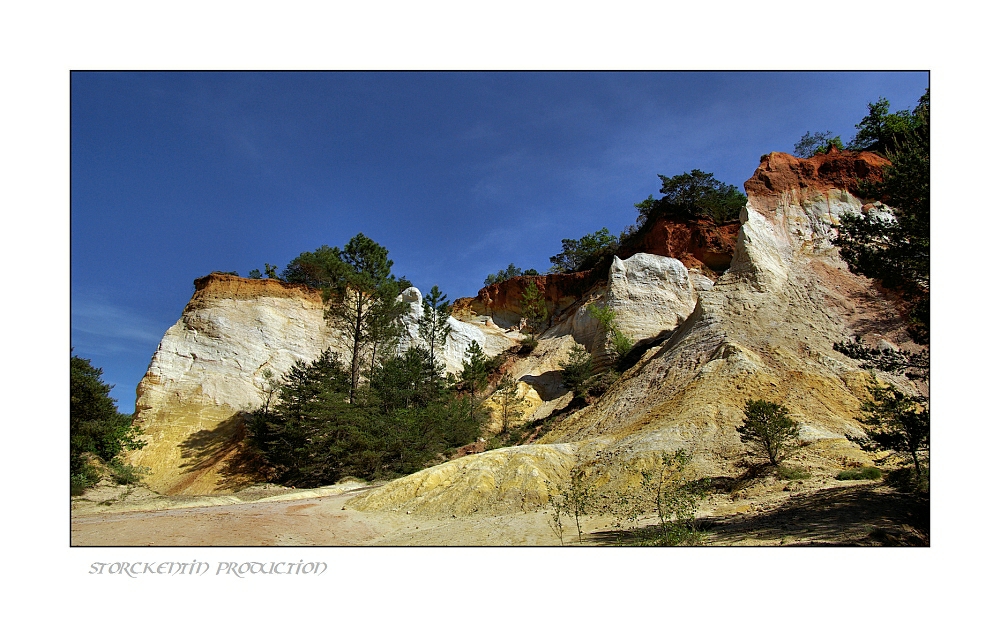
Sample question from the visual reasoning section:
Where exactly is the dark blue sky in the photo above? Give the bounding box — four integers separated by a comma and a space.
70, 71, 928, 415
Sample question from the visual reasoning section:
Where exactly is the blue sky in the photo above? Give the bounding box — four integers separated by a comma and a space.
70, 71, 929, 415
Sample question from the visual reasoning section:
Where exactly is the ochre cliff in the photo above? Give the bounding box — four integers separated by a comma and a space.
130, 275, 515, 495
131, 148, 916, 512
349, 151, 921, 517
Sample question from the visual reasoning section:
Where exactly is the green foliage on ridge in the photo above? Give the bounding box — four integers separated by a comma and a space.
70, 354, 146, 494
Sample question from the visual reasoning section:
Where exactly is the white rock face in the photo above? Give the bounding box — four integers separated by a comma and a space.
131, 276, 514, 494
605, 253, 698, 341
398, 286, 515, 374
729, 205, 790, 292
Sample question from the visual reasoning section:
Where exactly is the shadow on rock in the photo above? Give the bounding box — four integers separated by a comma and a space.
177, 414, 268, 492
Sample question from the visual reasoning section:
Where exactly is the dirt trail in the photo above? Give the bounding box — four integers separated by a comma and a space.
71, 479, 927, 546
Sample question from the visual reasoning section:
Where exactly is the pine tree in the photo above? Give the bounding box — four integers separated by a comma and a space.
323, 233, 408, 403
520, 280, 549, 334
418, 285, 452, 375
460, 340, 490, 417
494, 372, 526, 434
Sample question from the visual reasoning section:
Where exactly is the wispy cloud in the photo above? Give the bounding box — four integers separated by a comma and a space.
72, 297, 167, 348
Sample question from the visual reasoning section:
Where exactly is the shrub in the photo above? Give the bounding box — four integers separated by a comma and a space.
548, 228, 619, 274
586, 304, 633, 365
613, 450, 708, 546
519, 334, 539, 354
107, 459, 149, 485
777, 465, 811, 480
737, 399, 800, 466
836, 466, 882, 481
70, 462, 102, 496
559, 344, 594, 399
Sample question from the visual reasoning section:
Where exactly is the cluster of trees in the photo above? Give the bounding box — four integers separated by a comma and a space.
548, 228, 620, 274
246, 346, 484, 485
635, 170, 746, 225
245, 233, 508, 486
70, 354, 146, 494
832, 90, 930, 489
483, 263, 539, 286
794, 93, 928, 159
545, 170, 745, 276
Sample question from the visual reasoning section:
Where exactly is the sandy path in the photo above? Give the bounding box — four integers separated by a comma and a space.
71, 487, 565, 546
71, 480, 927, 546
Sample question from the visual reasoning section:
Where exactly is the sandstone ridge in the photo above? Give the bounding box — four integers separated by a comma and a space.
130, 276, 514, 495
348, 150, 919, 517
131, 149, 919, 512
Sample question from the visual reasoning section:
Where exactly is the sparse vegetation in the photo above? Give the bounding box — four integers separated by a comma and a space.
559, 344, 594, 400
777, 464, 811, 480
518, 335, 539, 354
793, 131, 844, 157
737, 399, 800, 466
850, 375, 929, 483
484, 263, 537, 286
586, 304, 633, 366
837, 466, 882, 481
493, 372, 527, 435
107, 458, 150, 485
548, 227, 619, 274
548, 465, 596, 543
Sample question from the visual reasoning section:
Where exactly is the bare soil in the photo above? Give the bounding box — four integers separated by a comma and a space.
71, 476, 928, 547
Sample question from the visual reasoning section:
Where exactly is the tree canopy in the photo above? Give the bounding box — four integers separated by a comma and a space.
247, 346, 483, 486
793, 131, 845, 158
548, 227, 619, 274
635, 170, 746, 225
484, 263, 538, 286
847, 96, 924, 156
835, 89, 929, 339
70, 354, 144, 491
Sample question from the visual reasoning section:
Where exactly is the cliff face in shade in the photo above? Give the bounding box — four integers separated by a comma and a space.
130, 275, 515, 495
349, 151, 922, 517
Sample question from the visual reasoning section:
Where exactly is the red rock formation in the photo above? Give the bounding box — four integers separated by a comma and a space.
456, 150, 889, 322
619, 216, 740, 273
745, 150, 890, 199
457, 270, 600, 325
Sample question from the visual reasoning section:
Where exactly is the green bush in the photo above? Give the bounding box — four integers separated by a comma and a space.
559, 344, 594, 399
836, 466, 882, 481
107, 459, 149, 485
548, 228, 619, 274
737, 399, 800, 466
519, 334, 539, 354
777, 465, 811, 480
70, 462, 102, 496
